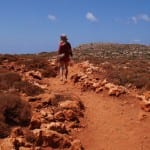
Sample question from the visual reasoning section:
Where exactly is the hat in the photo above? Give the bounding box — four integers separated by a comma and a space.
60, 34, 68, 40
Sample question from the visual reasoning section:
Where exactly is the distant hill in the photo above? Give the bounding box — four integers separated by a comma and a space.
73, 43, 150, 62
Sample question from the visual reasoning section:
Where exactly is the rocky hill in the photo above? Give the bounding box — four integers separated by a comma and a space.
74, 43, 150, 61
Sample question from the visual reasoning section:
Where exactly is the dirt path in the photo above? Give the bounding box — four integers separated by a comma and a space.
46, 65, 150, 150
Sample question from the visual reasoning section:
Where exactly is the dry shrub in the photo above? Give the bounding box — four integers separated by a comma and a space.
0, 114, 10, 138
21, 56, 49, 70
14, 81, 44, 96
0, 71, 21, 90
0, 70, 43, 96
17, 56, 58, 77
0, 93, 32, 138
105, 59, 150, 90
41, 66, 58, 78
0, 54, 18, 63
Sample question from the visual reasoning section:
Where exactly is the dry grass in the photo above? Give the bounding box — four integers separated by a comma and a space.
14, 81, 44, 96
0, 71, 21, 90
0, 71, 44, 96
16, 56, 49, 70
101, 59, 150, 90
16, 55, 58, 78
0, 54, 18, 64
0, 93, 32, 138
41, 66, 58, 77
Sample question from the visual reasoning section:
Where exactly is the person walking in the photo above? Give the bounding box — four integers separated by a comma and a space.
57, 34, 73, 82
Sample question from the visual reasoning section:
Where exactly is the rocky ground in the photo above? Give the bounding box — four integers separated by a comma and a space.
0, 43, 150, 150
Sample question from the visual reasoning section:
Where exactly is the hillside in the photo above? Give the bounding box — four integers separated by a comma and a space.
0, 43, 150, 150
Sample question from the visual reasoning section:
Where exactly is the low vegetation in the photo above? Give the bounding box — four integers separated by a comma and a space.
73, 43, 150, 90
0, 93, 31, 138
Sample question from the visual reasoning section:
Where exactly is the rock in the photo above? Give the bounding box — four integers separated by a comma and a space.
47, 122, 67, 134
80, 61, 90, 69
95, 87, 103, 93
29, 70, 42, 80
136, 91, 150, 102
144, 91, 150, 101
101, 79, 108, 86
92, 82, 101, 89
71, 74, 81, 83
0, 138, 15, 150
40, 110, 48, 117
19, 147, 31, 150
12, 137, 26, 149
11, 127, 23, 137
29, 115, 41, 129
141, 102, 150, 112
108, 86, 126, 96
138, 112, 148, 121
105, 83, 115, 89
34, 130, 71, 148
59, 100, 80, 110
28, 96, 41, 102
54, 111, 65, 121
37, 147, 53, 150
66, 122, 80, 129
46, 114, 54, 121
71, 139, 84, 150
23, 128, 36, 143
63, 109, 77, 121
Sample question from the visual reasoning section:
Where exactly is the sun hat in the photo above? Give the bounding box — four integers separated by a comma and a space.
60, 34, 68, 40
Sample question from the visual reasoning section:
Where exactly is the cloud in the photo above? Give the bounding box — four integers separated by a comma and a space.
86, 12, 98, 22
132, 39, 141, 43
131, 14, 150, 24
48, 14, 56, 21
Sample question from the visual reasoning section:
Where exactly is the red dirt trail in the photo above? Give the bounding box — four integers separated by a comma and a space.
46, 64, 150, 150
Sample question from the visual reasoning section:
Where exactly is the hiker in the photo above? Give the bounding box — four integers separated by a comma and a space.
57, 34, 73, 82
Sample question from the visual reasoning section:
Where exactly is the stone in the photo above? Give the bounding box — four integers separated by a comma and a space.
63, 109, 77, 121
0, 138, 15, 150
29, 115, 41, 129
71, 139, 83, 150
54, 111, 65, 121
47, 122, 67, 133
108, 85, 126, 96
59, 100, 80, 110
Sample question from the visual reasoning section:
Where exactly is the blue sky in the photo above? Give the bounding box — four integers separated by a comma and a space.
0, 0, 150, 54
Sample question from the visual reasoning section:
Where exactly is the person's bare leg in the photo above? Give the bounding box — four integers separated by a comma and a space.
60, 63, 64, 81
64, 63, 68, 81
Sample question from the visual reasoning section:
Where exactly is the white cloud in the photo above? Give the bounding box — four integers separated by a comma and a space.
131, 16, 137, 24
48, 14, 56, 21
132, 39, 141, 43
86, 12, 98, 22
131, 14, 150, 24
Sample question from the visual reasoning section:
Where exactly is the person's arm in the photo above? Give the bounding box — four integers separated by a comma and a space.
58, 42, 62, 55
68, 42, 73, 57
